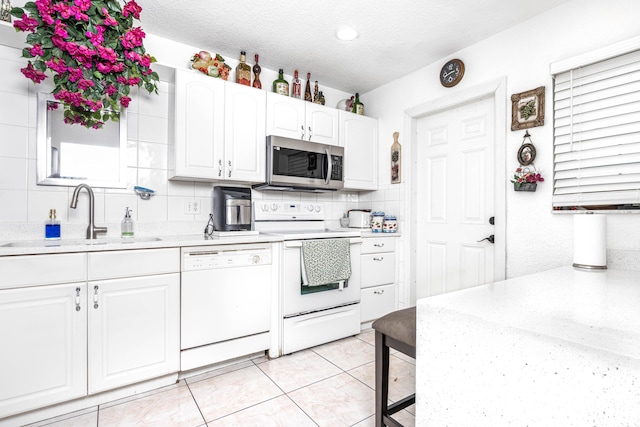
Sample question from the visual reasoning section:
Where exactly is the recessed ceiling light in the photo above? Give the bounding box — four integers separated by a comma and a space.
336, 28, 358, 41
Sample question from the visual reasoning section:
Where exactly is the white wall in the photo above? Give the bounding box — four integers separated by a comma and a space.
365, 0, 640, 289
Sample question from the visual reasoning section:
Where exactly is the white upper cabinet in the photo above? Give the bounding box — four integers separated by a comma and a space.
340, 111, 378, 190
171, 69, 266, 182
266, 93, 340, 146
224, 83, 266, 182
171, 68, 225, 181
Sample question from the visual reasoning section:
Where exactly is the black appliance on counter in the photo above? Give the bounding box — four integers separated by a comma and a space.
212, 186, 251, 231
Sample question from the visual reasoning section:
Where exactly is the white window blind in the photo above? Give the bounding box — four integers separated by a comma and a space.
553, 49, 640, 209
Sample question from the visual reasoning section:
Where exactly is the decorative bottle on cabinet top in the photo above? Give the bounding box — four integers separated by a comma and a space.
252, 54, 262, 89
304, 72, 312, 102
236, 51, 251, 86
352, 93, 364, 115
273, 69, 289, 95
291, 69, 301, 98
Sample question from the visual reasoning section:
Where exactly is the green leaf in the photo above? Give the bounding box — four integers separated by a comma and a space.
33, 59, 46, 71
10, 7, 25, 18
22, 47, 33, 58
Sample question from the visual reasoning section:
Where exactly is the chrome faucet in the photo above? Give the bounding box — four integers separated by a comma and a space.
70, 184, 107, 239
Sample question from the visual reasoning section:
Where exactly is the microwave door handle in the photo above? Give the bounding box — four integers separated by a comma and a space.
324, 148, 332, 185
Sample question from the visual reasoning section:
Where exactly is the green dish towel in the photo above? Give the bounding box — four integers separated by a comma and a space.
301, 239, 352, 287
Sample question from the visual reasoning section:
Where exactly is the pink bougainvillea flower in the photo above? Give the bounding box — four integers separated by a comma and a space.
20, 63, 47, 83
119, 96, 131, 108
86, 26, 105, 46
121, 27, 145, 49
53, 20, 69, 39
13, 14, 39, 32
29, 44, 44, 57
101, 8, 119, 26
97, 45, 117, 63
45, 57, 67, 74
74, 0, 91, 12
122, 0, 142, 19
77, 78, 95, 91
105, 84, 118, 97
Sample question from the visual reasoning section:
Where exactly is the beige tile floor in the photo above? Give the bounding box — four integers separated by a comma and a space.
25, 330, 415, 427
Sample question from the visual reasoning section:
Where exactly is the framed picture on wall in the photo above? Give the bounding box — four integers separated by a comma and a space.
511, 86, 545, 131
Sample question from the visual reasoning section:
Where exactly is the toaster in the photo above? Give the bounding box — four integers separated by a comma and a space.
348, 210, 371, 228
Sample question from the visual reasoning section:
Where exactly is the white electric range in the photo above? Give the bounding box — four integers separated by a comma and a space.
253, 201, 363, 354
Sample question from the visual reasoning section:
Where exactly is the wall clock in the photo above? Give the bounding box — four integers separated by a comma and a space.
440, 59, 465, 87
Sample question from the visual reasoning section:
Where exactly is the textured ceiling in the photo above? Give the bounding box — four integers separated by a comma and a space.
138, 0, 569, 94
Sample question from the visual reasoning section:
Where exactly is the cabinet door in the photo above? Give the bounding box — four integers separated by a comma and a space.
172, 69, 225, 180
88, 274, 180, 394
266, 92, 305, 140
361, 252, 396, 288
306, 103, 339, 146
224, 83, 266, 182
340, 112, 378, 190
0, 283, 87, 418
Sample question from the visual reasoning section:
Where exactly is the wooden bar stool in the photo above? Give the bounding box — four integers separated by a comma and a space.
372, 307, 416, 427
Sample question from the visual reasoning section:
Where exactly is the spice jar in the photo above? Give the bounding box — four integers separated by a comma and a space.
383, 216, 397, 233
371, 211, 385, 233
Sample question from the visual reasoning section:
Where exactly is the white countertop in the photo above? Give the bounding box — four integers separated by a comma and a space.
416, 266, 640, 426
0, 233, 283, 256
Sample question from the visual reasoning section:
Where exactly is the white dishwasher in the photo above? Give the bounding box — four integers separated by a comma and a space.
180, 243, 272, 371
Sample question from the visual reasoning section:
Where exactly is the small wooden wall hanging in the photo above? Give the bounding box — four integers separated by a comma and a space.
391, 132, 402, 184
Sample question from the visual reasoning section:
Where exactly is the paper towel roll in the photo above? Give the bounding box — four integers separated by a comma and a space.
573, 214, 607, 270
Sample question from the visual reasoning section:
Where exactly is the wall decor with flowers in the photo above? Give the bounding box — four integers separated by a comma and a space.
10, 0, 159, 129
510, 131, 544, 192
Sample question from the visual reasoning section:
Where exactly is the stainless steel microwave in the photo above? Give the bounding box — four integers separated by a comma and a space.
253, 135, 344, 192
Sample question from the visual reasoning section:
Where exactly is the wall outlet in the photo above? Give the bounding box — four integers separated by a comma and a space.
184, 199, 201, 214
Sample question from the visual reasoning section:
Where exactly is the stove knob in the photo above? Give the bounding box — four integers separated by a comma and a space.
271, 203, 279, 211
262, 203, 269, 212
252, 255, 261, 264
315, 205, 321, 213
307, 204, 314, 212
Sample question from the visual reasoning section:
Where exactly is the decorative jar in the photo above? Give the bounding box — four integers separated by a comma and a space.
371, 211, 385, 233
383, 216, 397, 233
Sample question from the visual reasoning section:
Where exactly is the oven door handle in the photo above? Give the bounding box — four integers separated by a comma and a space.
284, 238, 362, 249
324, 148, 332, 185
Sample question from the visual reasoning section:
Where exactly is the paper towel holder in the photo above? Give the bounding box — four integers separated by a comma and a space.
572, 212, 607, 271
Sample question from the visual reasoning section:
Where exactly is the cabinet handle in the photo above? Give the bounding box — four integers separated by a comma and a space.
93, 285, 99, 309
373, 290, 385, 295
308, 126, 312, 141
228, 160, 232, 178
300, 125, 305, 139
75, 287, 82, 312
218, 159, 222, 177
373, 257, 384, 261
374, 243, 385, 248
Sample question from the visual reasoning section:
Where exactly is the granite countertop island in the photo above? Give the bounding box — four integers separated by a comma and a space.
416, 266, 640, 426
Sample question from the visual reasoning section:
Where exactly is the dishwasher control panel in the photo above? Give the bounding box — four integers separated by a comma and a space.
182, 245, 272, 271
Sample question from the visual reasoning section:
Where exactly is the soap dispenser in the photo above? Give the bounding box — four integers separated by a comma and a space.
121, 207, 134, 238
45, 208, 61, 240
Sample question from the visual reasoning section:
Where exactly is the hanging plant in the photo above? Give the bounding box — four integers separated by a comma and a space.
10, 0, 159, 129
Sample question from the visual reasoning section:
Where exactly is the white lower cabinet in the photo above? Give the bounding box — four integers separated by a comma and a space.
360, 236, 397, 323
0, 282, 87, 418
0, 249, 180, 418
88, 273, 180, 394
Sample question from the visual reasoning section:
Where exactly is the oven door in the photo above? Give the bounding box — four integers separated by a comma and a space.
282, 237, 361, 317
266, 135, 344, 190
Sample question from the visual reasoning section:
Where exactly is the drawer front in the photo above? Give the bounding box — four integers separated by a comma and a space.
361, 252, 396, 288
361, 284, 396, 323
361, 237, 396, 254
0, 253, 86, 289
88, 248, 180, 280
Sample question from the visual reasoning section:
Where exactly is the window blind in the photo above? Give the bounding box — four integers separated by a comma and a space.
552, 49, 640, 209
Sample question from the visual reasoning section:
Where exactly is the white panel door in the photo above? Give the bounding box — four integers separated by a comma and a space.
266, 92, 305, 139
306, 103, 339, 145
224, 83, 266, 182
416, 96, 495, 298
0, 283, 87, 418
173, 69, 225, 180
88, 274, 180, 394
340, 111, 378, 190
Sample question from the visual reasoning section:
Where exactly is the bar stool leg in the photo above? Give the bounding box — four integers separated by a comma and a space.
375, 330, 389, 427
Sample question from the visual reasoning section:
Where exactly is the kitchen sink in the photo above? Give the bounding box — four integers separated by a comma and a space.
1, 237, 162, 248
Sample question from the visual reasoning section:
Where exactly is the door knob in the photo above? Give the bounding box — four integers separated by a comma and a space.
489, 216, 495, 225
477, 235, 495, 244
